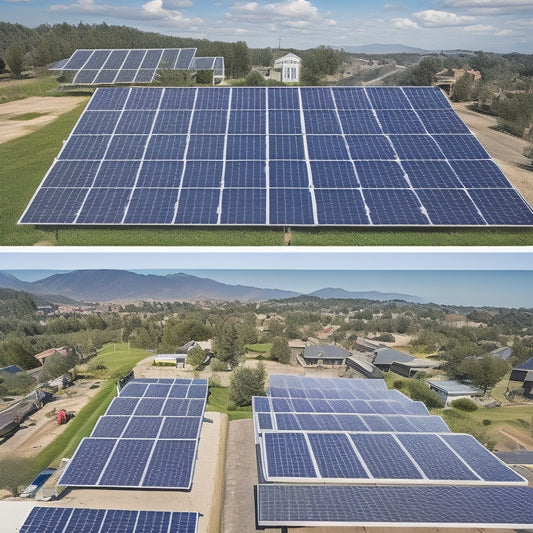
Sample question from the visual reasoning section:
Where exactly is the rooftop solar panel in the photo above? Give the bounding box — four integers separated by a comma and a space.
256, 484, 533, 528
20, 86, 533, 226
21, 508, 200, 533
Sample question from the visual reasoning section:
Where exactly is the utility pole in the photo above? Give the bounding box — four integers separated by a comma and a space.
278, 35, 281, 50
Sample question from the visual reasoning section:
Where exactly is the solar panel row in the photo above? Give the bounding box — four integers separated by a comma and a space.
21, 507, 199, 533
52, 49, 197, 85
58, 377, 207, 489
256, 484, 533, 528
260, 431, 525, 484
20, 86, 533, 227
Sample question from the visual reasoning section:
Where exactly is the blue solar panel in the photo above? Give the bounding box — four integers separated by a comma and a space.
21, 86, 533, 227
59, 438, 116, 486
258, 412, 274, 430
160, 417, 202, 439
350, 433, 423, 480
106, 397, 139, 415
20, 507, 75, 533
62, 49, 93, 69
187, 383, 208, 398
308, 433, 369, 479
360, 415, 394, 432
143, 439, 196, 488
175, 48, 196, 69
91, 416, 129, 437
122, 416, 163, 438
253, 396, 271, 412
356, 160, 408, 189
256, 484, 533, 527
263, 433, 316, 479
60, 508, 106, 533
417, 189, 486, 225
134, 398, 165, 416
99, 439, 153, 486
169, 384, 191, 398
145, 383, 171, 397
441, 433, 526, 483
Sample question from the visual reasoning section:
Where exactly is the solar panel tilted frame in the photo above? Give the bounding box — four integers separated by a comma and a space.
19, 86, 533, 227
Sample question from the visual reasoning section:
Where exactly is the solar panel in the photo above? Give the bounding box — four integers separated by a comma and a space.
256, 484, 533, 528
21, 508, 200, 533
54, 48, 198, 85
20, 86, 533, 226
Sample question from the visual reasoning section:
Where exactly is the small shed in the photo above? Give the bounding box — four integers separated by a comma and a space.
302, 345, 349, 366
509, 356, 533, 398
154, 353, 188, 367
33, 347, 68, 366
390, 358, 440, 378
372, 347, 414, 372
346, 357, 385, 380
274, 53, 301, 83
427, 380, 482, 406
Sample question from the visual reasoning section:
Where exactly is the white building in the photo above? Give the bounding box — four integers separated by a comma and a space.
274, 53, 301, 83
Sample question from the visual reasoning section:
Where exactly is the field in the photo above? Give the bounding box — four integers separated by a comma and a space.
0, 77, 532, 246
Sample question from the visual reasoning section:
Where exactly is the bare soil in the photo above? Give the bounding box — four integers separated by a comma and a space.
0, 96, 86, 144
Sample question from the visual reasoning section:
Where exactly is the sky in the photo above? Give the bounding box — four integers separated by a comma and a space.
3, 0, 533, 53
2, 248, 532, 308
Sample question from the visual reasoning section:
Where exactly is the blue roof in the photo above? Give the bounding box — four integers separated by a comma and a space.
516, 356, 533, 371
0, 365, 24, 374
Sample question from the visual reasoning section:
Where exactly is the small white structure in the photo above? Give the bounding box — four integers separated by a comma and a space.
274, 53, 301, 83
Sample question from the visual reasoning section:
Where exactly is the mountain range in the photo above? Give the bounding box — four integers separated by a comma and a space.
0, 271, 426, 304
334, 43, 477, 56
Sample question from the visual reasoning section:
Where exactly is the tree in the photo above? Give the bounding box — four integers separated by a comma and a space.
187, 345, 206, 369
213, 321, 244, 369
458, 355, 509, 393
0, 334, 37, 369
231, 41, 251, 78
0, 57, 5, 71
269, 337, 291, 364
244, 70, 266, 86
161, 319, 211, 353
452, 72, 475, 102
229, 362, 266, 406
4, 43, 25, 78
40, 351, 78, 383
155, 69, 193, 87
524, 145, 533, 167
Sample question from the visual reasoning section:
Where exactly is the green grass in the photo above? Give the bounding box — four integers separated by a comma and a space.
89, 342, 153, 377
0, 76, 62, 103
207, 386, 253, 421
9, 112, 47, 121
1, 90, 532, 245
245, 343, 272, 353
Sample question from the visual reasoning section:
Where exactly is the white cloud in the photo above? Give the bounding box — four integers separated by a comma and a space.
444, 0, 533, 14
412, 9, 475, 27
50, 0, 202, 28
227, 0, 336, 33
393, 17, 419, 29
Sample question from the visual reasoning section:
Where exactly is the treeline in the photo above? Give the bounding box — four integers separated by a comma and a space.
0, 21, 251, 78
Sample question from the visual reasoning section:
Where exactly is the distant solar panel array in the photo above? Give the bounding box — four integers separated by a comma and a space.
58, 378, 207, 490
21, 507, 199, 533
254, 374, 533, 529
50, 48, 197, 85
19, 86, 533, 227
191, 56, 225, 77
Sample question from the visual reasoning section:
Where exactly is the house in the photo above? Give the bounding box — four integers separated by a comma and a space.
274, 53, 301, 83
390, 358, 440, 378
154, 354, 188, 367
372, 347, 414, 372
302, 344, 349, 366
491, 346, 512, 360
346, 357, 385, 379
33, 347, 68, 366
427, 380, 482, 406
0, 365, 24, 375
509, 356, 533, 398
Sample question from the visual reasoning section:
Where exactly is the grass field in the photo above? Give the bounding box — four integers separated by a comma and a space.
1, 80, 532, 246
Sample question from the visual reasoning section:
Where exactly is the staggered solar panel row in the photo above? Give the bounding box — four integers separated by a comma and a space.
253, 374, 533, 529
20, 507, 199, 533
51, 48, 197, 85
19, 86, 533, 226
58, 378, 207, 489
268, 374, 388, 393
256, 484, 533, 528
255, 412, 450, 434
260, 431, 526, 484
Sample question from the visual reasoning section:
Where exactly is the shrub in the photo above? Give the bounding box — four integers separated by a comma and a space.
392, 379, 405, 390
229, 363, 266, 407
211, 358, 229, 372
208, 375, 221, 388
451, 398, 478, 412
482, 419, 492, 426
374, 333, 395, 342
405, 379, 444, 409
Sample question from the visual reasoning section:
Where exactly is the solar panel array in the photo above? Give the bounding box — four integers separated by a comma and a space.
191, 56, 225, 77
256, 484, 533, 528
19, 86, 533, 227
58, 378, 207, 489
50, 48, 197, 85
254, 374, 533, 529
20, 507, 199, 533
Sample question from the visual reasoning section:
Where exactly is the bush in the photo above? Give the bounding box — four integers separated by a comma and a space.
374, 333, 395, 342
404, 379, 444, 409
208, 375, 221, 388
392, 379, 405, 390
211, 358, 229, 372
451, 398, 478, 412
482, 419, 492, 426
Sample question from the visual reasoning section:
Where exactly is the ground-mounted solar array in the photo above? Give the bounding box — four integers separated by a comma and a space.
256, 484, 533, 528
50, 48, 197, 85
192, 56, 225, 77
19, 86, 533, 227
253, 374, 533, 529
58, 378, 207, 489
20, 507, 199, 533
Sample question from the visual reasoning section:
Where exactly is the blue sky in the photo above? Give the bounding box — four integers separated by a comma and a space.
2, 248, 532, 307
3, 0, 533, 53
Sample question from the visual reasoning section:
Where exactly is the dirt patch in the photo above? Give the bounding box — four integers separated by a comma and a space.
0, 380, 102, 461
0, 96, 87, 144
497, 424, 533, 451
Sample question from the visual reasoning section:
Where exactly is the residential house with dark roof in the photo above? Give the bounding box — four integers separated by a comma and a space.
302, 345, 350, 366
372, 347, 415, 372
